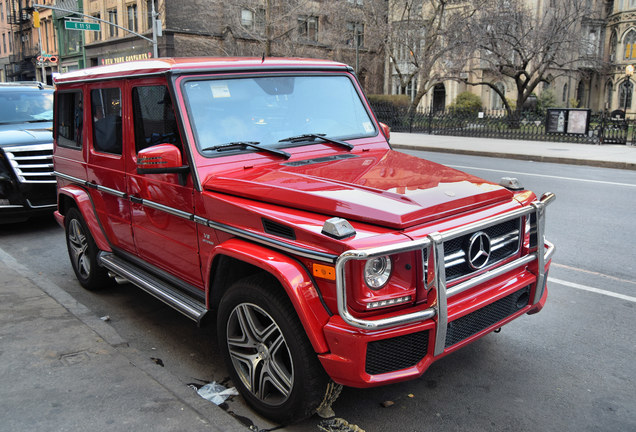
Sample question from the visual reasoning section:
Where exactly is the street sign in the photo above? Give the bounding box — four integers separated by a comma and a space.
64, 20, 100, 31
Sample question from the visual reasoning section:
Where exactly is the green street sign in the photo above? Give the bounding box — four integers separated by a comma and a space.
64, 21, 100, 31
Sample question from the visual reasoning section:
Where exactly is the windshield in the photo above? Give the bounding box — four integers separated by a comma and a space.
182, 75, 376, 155
0, 90, 54, 123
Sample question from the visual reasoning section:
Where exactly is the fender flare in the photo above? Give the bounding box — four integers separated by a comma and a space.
208, 238, 331, 353
58, 185, 112, 252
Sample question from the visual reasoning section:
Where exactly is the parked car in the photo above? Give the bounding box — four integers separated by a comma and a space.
0, 82, 55, 223
52, 58, 555, 423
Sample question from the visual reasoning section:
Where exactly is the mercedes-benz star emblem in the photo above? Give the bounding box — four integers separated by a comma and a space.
467, 232, 491, 270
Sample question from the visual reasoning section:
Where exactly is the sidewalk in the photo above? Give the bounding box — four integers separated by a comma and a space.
390, 132, 636, 170
0, 248, 244, 432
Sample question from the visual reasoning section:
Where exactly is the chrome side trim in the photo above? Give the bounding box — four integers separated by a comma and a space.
205, 218, 337, 263
335, 193, 556, 356
141, 198, 193, 220
54, 171, 88, 185
96, 184, 126, 199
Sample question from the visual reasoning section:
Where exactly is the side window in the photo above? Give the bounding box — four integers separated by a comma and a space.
132, 85, 182, 153
56, 91, 83, 149
91, 88, 122, 155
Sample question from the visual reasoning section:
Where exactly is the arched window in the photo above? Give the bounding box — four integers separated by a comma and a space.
610, 31, 617, 61
619, 79, 633, 109
562, 83, 568, 103
606, 81, 614, 109
432, 84, 446, 113
491, 82, 505, 110
624, 29, 636, 59
577, 81, 585, 106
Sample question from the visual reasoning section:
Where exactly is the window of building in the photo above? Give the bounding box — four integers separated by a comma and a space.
491, 82, 505, 110
620, 80, 633, 109
2, 33, 5, 54
577, 81, 585, 106
298, 16, 318, 41
562, 83, 568, 102
92, 13, 101, 41
66, 29, 81, 55
586, 29, 597, 56
346, 22, 364, 48
108, 8, 118, 37
606, 81, 614, 109
241, 8, 265, 32
132, 85, 182, 153
56, 91, 83, 150
630, 0, 636, 8
91, 88, 122, 155
146, 0, 153, 31
610, 31, 617, 61
1, 3, 4, 22
624, 29, 636, 59
127, 4, 137, 32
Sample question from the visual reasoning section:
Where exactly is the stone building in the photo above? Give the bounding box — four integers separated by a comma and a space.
386, 0, 632, 115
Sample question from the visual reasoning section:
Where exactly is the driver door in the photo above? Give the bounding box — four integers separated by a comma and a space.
125, 81, 203, 289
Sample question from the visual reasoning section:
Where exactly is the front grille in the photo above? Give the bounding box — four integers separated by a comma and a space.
365, 330, 429, 375
424, 218, 522, 283
445, 285, 530, 348
2, 144, 55, 184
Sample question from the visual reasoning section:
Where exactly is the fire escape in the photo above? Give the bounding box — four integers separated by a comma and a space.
6, 0, 38, 81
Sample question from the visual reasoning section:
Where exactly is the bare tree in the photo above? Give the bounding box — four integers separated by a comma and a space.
222, 0, 325, 57
381, 0, 482, 114
463, 0, 602, 117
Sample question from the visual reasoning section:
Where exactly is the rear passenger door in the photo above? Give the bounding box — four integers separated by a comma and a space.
125, 81, 203, 289
86, 83, 135, 252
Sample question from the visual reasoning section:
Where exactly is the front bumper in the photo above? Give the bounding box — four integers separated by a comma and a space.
317, 193, 555, 387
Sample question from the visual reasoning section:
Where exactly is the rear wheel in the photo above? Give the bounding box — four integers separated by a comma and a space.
65, 207, 111, 291
218, 274, 333, 424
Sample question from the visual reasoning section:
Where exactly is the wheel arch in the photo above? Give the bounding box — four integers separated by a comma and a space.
207, 238, 331, 354
57, 185, 112, 252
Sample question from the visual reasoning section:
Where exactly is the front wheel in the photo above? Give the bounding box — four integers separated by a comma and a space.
218, 275, 333, 424
65, 207, 111, 291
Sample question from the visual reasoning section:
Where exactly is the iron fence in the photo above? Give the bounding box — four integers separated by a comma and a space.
370, 103, 634, 145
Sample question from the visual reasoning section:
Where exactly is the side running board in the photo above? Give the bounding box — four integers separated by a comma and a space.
98, 252, 208, 325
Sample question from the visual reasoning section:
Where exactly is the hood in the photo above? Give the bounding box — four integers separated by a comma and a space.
0, 122, 53, 147
203, 149, 514, 229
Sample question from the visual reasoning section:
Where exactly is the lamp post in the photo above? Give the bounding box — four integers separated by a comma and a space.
625, 64, 634, 116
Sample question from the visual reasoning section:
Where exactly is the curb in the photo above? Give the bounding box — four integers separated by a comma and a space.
391, 144, 636, 171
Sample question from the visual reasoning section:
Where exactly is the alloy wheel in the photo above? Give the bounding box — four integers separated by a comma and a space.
226, 303, 294, 406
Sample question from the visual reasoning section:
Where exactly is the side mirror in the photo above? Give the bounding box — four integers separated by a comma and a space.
379, 122, 391, 141
137, 143, 190, 185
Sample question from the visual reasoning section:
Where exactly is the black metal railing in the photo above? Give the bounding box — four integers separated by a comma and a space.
370, 103, 633, 145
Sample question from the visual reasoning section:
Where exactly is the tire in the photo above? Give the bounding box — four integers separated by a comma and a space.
217, 274, 332, 424
64, 207, 111, 291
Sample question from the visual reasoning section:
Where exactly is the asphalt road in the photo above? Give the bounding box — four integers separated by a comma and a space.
1, 152, 635, 432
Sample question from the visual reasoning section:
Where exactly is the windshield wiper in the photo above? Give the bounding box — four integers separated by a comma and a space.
278, 133, 354, 150
201, 141, 290, 159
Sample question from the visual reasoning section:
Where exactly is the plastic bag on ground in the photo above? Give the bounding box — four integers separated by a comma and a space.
196, 381, 239, 405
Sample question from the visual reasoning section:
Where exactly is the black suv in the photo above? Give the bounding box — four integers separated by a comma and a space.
0, 82, 55, 223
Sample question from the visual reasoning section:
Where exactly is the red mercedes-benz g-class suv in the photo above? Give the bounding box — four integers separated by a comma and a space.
53, 58, 554, 423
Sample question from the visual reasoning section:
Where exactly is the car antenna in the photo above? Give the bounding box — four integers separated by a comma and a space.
261, 52, 265, 63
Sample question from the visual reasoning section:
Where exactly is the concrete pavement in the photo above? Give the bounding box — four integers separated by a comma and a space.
390, 132, 636, 170
0, 247, 245, 432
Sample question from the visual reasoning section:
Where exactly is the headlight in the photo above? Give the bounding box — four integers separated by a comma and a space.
364, 256, 392, 289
